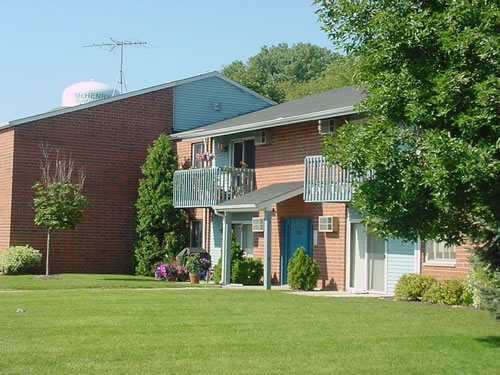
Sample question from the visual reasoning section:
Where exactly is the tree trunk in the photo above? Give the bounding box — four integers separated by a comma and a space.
45, 229, 51, 276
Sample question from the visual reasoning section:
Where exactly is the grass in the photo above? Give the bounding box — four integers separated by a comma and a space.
1, 274, 499, 374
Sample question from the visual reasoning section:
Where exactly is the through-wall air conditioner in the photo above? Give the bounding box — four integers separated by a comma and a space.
252, 217, 264, 232
318, 118, 342, 135
318, 216, 339, 232
254, 130, 269, 145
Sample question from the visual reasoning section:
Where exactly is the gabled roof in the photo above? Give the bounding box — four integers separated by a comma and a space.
0, 71, 275, 130
171, 85, 366, 140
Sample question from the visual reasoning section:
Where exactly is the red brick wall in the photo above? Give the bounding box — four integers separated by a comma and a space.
421, 244, 471, 281
0, 130, 14, 251
249, 121, 347, 289
253, 199, 347, 290
7, 88, 173, 274
255, 121, 323, 188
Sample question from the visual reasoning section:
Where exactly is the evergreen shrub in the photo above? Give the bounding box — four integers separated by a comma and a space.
287, 247, 320, 291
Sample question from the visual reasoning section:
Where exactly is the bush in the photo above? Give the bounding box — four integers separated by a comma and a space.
422, 278, 468, 305
394, 274, 439, 301
287, 247, 320, 291
232, 258, 263, 285
0, 245, 42, 275
466, 263, 500, 320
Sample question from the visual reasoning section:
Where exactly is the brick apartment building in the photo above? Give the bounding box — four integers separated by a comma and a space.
0, 72, 274, 274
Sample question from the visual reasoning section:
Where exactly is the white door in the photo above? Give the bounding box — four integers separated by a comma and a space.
349, 223, 386, 293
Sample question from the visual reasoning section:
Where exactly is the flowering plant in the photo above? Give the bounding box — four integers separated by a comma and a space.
239, 161, 248, 168
154, 263, 189, 282
185, 253, 211, 274
200, 257, 212, 270
197, 152, 215, 163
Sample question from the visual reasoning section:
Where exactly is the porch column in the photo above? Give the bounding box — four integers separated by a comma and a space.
263, 209, 272, 290
221, 211, 232, 286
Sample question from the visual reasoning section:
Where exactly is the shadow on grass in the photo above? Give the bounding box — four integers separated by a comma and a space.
475, 336, 500, 348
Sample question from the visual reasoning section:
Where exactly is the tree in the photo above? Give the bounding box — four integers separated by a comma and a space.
134, 134, 188, 276
315, 1, 499, 268
33, 144, 88, 276
221, 43, 354, 102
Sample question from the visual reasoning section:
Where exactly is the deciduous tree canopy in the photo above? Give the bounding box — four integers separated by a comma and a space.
315, 0, 499, 268
221, 42, 354, 102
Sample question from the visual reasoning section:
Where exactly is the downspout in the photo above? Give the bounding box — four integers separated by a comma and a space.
214, 209, 231, 286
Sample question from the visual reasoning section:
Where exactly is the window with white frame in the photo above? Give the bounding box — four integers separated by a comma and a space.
425, 241, 456, 264
232, 223, 253, 257
191, 142, 205, 169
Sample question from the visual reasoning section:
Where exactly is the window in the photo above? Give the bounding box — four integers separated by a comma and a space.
191, 142, 204, 169
232, 223, 253, 257
425, 241, 456, 265
190, 220, 203, 248
232, 140, 255, 168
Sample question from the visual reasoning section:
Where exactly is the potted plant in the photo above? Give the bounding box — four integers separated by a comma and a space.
185, 253, 203, 284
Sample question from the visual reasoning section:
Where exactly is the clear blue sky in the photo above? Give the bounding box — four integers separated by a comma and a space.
0, 1, 334, 123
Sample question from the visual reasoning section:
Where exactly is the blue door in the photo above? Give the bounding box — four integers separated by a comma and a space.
281, 217, 313, 284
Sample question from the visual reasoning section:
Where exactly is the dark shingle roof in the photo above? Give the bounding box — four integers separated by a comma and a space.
213, 181, 304, 212
172, 85, 365, 139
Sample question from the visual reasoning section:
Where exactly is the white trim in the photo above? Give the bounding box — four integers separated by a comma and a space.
414, 240, 421, 273
423, 261, 457, 268
346, 219, 387, 294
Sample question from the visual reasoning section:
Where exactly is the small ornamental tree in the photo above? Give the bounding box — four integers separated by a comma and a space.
134, 134, 188, 276
33, 144, 87, 276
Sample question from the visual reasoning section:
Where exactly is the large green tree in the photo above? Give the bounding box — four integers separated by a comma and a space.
315, 0, 499, 265
33, 144, 88, 276
222, 42, 354, 102
134, 134, 188, 276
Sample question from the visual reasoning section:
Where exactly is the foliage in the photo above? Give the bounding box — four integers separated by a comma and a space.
134, 134, 188, 275
394, 273, 439, 301
422, 278, 469, 306
316, 1, 500, 271
184, 253, 209, 274
466, 260, 500, 320
478, 285, 500, 321
221, 43, 354, 103
33, 182, 88, 231
287, 247, 320, 291
0, 246, 42, 275
232, 258, 264, 286
154, 263, 188, 282
33, 144, 88, 276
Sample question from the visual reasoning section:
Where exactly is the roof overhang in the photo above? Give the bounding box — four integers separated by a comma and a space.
171, 105, 357, 140
213, 181, 303, 212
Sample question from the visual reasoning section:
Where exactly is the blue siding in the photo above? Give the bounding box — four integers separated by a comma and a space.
347, 206, 363, 221
173, 76, 273, 132
386, 239, 417, 295
209, 212, 254, 266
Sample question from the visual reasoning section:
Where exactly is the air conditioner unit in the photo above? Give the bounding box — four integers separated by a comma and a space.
254, 130, 269, 145
252, 217, 264, 232
318, 216, 339, 232
318, 118, 342, 135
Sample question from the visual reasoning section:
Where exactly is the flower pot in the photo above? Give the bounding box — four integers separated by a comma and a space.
189, 272, 200, 284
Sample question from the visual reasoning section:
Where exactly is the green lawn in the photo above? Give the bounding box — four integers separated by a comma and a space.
1, 274, 499, 375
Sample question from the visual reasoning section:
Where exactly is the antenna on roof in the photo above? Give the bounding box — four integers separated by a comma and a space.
84, 37, 147, 94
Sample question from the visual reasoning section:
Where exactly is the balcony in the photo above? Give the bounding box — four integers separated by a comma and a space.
173, 167, 255, 208
304, 156, 369, 202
